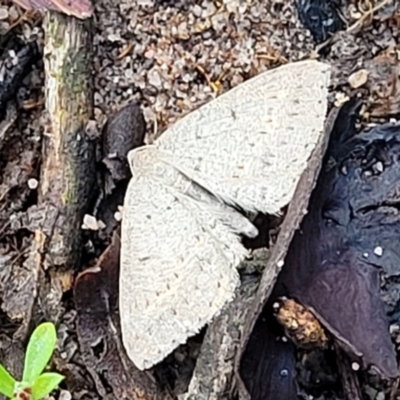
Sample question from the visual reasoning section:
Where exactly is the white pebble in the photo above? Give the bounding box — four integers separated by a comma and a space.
277, 260, 284, 268
334, 92, 350, 107
375, 162, 383, 173
0, 7, 9, 20
351, 362, 360, 371
390, 324, 400, 334
376, 392, 385, 400
97, 220, 106, 230
107, 33, 122, 42
374, 246, 383, 257
114, 211, 122, 222
348, 69, 369, 89
27, 178, 39, 190
148, 70, 162, 87
59, 390, 72, 400
192, 4, 203, 17
82, 214, 99, 231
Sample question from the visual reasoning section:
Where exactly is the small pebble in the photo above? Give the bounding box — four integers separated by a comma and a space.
373, 161, 384, 173
364, 385, 378, 399
59, 390, 72, 400
334, 92, 350, 107
27, 178, 39, 190
114, 211, 122, 222
390, 324, 400, 334
351, 362, 360, 371
280, 368, 289, 377
97, 220, 107, 230
82, 214, 99, 231
0, 7, 9, 20
8, 6, 19, 22
85, 119, 98, 139
374, 246, 383, 256
376, 392, 385, 400
272, 302, 280, 310
348, 69, 369, 89
349, 4, 362, 19
277, 260, 284, 268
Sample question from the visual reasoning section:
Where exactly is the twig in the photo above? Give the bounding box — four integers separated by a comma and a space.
347, 0, 393, 33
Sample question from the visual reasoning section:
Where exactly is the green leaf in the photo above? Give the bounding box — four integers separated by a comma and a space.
22, 322, 58, 384
31, 373, 65, 400
0, 363, 16, 397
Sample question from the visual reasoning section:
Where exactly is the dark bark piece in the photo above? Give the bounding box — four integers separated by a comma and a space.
0, 335, 25, 400
297, 264, 397, 378
296, 349, 340, 394
240, 309, 299, 399
239, 99, 400, 398
267, 99, 400, 390
296, 0, 344, 44
0, 41, 39, 115
102, 103, 146, 195
94, 103, 146, 239
0, 38, 42, 337
0, 240, 40, 341
74, 231, 166, 399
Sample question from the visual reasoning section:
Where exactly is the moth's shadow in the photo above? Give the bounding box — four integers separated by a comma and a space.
242, 211, 285, 251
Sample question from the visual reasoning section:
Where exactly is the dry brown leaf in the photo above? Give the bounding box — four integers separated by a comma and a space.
12, 0, 93, 19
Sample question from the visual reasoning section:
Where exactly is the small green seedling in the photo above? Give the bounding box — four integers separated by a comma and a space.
0, 322, 65, 400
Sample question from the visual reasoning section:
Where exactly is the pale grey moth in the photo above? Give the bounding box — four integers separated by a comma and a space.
120, 60, 331, 370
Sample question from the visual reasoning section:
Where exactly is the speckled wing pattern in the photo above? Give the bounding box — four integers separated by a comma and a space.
156, 61, 330, 214
120, 60, 331, 370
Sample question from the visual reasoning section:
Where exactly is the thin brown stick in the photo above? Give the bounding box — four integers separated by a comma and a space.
32, 12, 96, 323
347, 0, 393, 33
